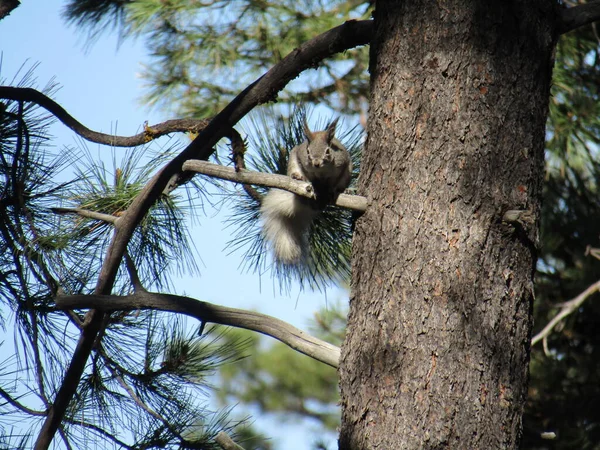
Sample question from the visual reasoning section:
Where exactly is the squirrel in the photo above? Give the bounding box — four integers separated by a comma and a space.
260, 118, 352, 264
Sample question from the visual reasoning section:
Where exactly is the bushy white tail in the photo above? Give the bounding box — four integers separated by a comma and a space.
260, 189, 318, 264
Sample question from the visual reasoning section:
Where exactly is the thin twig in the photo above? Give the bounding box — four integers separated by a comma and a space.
64, 419, 134, 449
229, 128, 262, 202
55, 292, 341, 368
124, 251, 145, 292
108, 363, 168, 424
183, 159, 368, 212
50, 207, 119, 224
531, 279, 600, 347
0, 386, 45, 416
57, 428, 74, 450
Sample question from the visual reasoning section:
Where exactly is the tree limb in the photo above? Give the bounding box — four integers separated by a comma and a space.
215, 432, 246, 450
0, 86, 210, 147
183, 159, 368, 212
54, 292, 341, 368
34, 19, 372, 448
558, 1, 600, 35
531, 279, 600, 347
50, 207, 119, 224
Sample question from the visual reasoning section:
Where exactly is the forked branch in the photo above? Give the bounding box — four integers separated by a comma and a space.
55, 292, 341, 368
182, 159, 368, 212
96, 19, 374, 296
531, 279, 600, 348
35, 19, 373, 449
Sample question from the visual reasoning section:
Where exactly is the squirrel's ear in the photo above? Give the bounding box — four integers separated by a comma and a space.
303, 118, 315, 142
326, 118, 339, 142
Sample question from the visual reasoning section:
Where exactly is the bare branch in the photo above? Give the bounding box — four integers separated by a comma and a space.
0, 86, 211, 147
50, 207, 119, 224
183, 159, 368, 212
35, 19, 372, 448
123, 252, 145, 292
108, 362, 168, 425
215, 431, 246, 450
55, 292, 341, 368
185, 160, 315, 197
531, 279, 600, 347
558, 1, 600, 35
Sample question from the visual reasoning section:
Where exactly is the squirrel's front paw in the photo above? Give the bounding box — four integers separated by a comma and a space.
290, 172, 306, 181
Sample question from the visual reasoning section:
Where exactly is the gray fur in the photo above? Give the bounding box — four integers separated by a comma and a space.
261, 119, 352, 264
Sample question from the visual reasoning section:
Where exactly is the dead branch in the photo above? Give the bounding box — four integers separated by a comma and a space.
55, 292, 341, 368
183, 159, 368, 212
229, 129, 261, 202
531, 279, 600, 348
0, 86, 211, 147
558, 1, 600, 35
50, 207, 119, 224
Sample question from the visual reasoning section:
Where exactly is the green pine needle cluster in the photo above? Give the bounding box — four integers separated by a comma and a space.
63, 0, 372, 118
59, 141, 200, 293
0, 66, 243, 448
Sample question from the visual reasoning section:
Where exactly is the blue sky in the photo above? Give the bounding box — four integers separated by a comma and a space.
0, 1, 343, 448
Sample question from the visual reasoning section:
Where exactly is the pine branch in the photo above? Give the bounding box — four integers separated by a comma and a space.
531, 279, 600, 349
558, 1, 600, 35
215, 431, 246, 450
64, 419, 134, 450
54, 292, 341, 369
34, 19, 372, 448
50, 207, 119, 224
108, 363, 172, 430
0, 86, 212, 146
183, 159, 368, 212
0, 386, 45, 416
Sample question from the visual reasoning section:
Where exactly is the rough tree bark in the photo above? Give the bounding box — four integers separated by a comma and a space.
340, 1, 557, 448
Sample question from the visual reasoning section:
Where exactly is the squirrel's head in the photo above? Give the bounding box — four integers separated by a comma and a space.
303, 118, 339, 166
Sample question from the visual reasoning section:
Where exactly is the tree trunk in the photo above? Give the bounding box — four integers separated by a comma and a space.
340, 1, 557, 448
